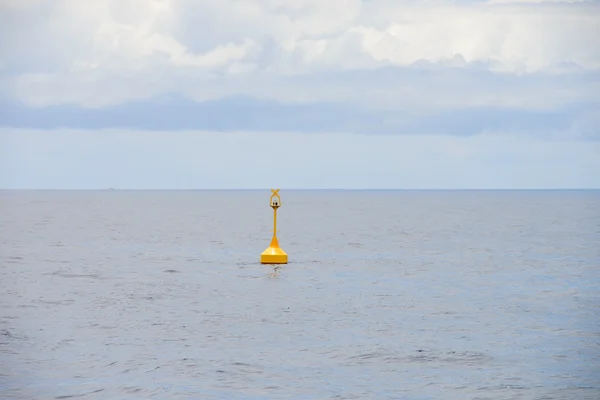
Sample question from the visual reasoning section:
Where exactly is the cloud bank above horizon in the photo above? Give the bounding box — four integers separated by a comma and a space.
0, 0, 599, 188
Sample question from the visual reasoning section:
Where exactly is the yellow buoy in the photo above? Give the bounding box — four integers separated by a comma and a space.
260, 189, 288, 264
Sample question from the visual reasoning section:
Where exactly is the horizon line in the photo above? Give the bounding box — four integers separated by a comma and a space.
0, 188, 598, 191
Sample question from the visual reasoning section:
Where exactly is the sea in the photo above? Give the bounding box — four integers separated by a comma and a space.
1, 189, 599, 400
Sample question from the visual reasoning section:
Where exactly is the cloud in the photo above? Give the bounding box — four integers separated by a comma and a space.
1, 0, 599, 108
1, 94, 598, 140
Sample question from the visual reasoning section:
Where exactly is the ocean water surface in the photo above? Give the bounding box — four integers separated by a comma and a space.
1, 190, 599, 399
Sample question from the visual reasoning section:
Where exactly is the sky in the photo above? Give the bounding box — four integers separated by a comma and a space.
0, 0, 599, 189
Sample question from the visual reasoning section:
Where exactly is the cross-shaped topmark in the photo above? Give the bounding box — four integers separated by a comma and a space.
270, 189, 281, 208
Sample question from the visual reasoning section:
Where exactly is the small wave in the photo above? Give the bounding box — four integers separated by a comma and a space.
45, 271, 100, 279
34, 299, 75, 306
55, 388, 104, 399
344, 348, 492, 367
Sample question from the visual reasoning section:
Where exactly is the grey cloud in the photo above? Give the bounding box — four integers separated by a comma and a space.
1, 93, 596, 139
9, 63, 599, 111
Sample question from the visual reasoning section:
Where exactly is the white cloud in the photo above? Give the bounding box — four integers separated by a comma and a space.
1, 0, 599, 107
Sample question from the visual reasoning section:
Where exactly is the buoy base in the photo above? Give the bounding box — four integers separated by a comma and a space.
260, 249, 288, 264
260, 236, 288, 264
